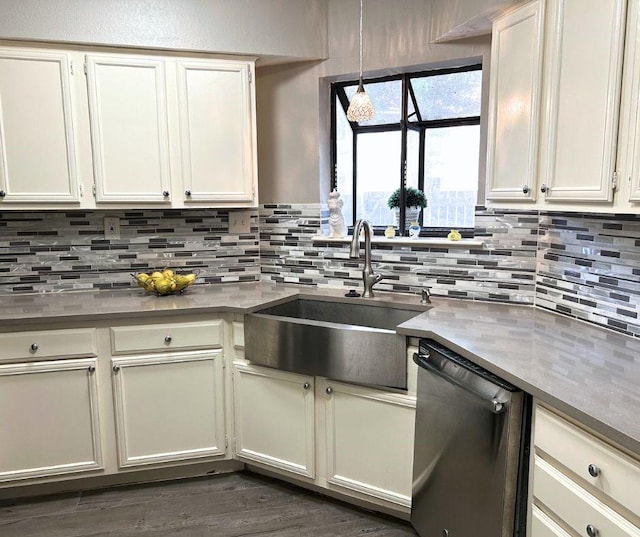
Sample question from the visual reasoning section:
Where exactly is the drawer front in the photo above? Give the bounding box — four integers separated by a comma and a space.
533, 457, 640, 537
0, 328, 97, 361
531, 505, 573, 537
536, 406, 640, 516
110, 320, 223, 354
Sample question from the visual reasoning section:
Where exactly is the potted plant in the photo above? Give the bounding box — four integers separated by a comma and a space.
387, 187, 427, 227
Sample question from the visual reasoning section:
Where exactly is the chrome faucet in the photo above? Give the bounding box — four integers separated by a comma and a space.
349, 219, 383, 298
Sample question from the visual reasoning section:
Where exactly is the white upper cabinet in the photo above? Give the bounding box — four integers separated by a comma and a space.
0, 48, 80, 204
86, 54, 172, 204
618, 0, 640, 206
538, 0, 626, 202
487, 0, 627, 210
486, 0, 545, 202
0, 44, 257, 210
176, 60, 257, 205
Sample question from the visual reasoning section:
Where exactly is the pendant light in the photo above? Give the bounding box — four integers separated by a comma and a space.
346, 0, 375, 122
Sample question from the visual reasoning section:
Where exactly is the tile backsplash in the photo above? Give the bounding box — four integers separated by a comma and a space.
1, 205, 640, 338
259, 204, 640, 338
0, 209, 260, 294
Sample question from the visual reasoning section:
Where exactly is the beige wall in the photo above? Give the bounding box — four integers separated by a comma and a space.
0, 0, 328, 63
257, 0, 491, 204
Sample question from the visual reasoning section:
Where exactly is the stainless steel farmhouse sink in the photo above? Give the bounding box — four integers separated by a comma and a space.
244, 298, 428, 389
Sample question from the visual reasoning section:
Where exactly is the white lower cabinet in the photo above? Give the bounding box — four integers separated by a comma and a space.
531, 404, 640, 537
319, 378, 415, 508
232, 363, 315, 479
0, 358, 103, 482
232, 362, 415, 510
111, 350, 226, 468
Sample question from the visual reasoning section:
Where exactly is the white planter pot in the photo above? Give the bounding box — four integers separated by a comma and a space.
394, 207, 422, 228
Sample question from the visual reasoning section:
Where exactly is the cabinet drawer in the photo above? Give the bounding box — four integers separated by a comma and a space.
531, 504, 572, 537
536, 406, 640, 516
533, 457, 640, 537
110, 320, 223, 354
0, 328, 96, 362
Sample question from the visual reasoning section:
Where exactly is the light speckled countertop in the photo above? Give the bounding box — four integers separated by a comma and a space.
396, 299, 640, 456
1, 282, 639, 456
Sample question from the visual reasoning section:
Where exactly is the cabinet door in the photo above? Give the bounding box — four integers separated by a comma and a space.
320, 379, 415, 508
233, 363, 314, 479
486, 0, 545, 202
620, 0, 640, 203
176, 60, 256, 204
0, 48, 80, 204
0, 358, 102, 482
86, 54, 172, 203
111, 351, 226, 468
539, 0, 626, 202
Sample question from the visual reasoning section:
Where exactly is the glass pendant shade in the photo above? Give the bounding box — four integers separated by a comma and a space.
347, 82, 375, 122
346, 0, 375, 123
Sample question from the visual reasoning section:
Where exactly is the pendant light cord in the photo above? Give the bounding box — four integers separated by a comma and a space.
358, 0, 364, 87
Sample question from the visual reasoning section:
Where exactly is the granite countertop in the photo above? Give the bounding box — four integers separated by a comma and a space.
1, 282, 639, 456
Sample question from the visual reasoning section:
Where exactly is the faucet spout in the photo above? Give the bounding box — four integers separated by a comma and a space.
349, 219, 383, 298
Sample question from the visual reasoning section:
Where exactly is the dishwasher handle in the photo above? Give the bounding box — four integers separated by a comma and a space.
414, 352, 506, 414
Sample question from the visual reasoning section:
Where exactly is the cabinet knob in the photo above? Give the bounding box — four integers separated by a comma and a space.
303, 382, 310, 390
0, 190, 5, 198
162, 190, 170, 198
586, 524, 599, 537
588, 464, 601, 477
164, 335, 172, 344
540, 184, 548, 193
325, 387, 333, 395
113, 365, 121, 372
88, 365, 96, 373
30, 343, 38, 352
522, 185, 530, 195
185, 190, 192, 197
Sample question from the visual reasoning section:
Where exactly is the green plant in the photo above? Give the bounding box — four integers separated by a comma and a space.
387, 187, 427, 209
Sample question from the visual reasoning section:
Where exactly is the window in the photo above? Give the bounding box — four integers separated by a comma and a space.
331, 65, 482, 235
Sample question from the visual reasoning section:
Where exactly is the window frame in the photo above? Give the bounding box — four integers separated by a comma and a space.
331, 63, 482, 236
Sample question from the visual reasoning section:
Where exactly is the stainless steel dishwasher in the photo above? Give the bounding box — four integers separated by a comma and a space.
411, 339, 531, 537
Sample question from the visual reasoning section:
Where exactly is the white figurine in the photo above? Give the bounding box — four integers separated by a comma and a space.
328, 189, 347, 238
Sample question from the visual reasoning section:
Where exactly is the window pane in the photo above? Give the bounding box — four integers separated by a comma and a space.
335, 96, 354, 225
345, 79, 402, 125
356, 131, 401, 226
423, 125, 479, 228
410, 69, 482, 121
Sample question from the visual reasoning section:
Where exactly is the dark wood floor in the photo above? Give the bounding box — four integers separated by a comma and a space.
0, 471, 418, 537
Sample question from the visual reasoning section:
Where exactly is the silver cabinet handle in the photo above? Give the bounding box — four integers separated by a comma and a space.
522, 185, 530, 194
30, 343, 39, 352
303, 382, 310, 390
0, 190, 6, 198
588, 464, 601, 477
162, 190, 170, 198
586, 524, 599, 537
185, 190, 192, 197
326, 387, 333, 395
164, 335, 172, 343
540, 183, 548, 193
88, 365, 96, 373
113, 365, 120, 372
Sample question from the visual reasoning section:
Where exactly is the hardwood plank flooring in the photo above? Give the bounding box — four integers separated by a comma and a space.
0, 472, 418, 537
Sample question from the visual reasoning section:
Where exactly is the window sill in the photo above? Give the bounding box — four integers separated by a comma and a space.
312, 235, 484, 248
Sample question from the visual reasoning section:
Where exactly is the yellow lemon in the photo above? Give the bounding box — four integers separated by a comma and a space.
154, 278, 173, 295
162, 269, 174, 279
136, 273, 150, 287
